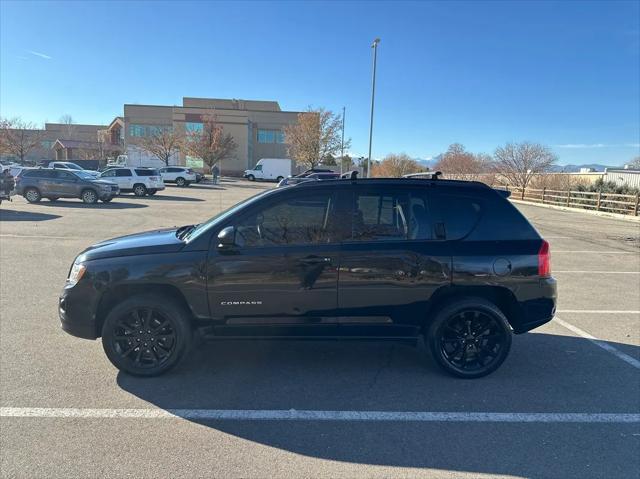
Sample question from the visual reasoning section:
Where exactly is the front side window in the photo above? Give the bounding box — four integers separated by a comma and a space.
254, 164, 263, 171
54, 170, 75, 180
351, 188, 432, 241
101, 170, 115, 177
235, 192, 337, 247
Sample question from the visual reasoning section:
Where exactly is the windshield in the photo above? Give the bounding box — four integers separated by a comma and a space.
74, 171, 95, 180
185, 190, 273, 242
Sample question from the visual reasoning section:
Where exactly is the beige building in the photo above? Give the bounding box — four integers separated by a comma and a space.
115, 97, 301, 175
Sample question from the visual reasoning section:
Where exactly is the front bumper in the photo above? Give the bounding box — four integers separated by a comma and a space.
59, 283, 100, 340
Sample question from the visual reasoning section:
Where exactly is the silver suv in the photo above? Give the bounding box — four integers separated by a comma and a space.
99, 168, 165, 196
15, 168, 119, 204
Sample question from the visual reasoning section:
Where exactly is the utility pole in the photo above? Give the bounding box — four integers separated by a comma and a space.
340, 106, 346, 174
367, 38, 380, 178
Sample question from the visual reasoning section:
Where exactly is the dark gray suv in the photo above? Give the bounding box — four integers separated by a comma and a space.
15, 168, 119, 204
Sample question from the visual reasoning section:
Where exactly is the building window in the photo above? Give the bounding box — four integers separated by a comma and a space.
41, 140, 53, 149
257, 129, 285, 144
185, 122, 203, 134
129, 124, 171, 137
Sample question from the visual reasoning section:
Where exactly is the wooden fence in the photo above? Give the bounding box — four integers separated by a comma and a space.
504, 186, 640, 216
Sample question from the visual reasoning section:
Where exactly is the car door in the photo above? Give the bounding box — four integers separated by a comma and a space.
51, 170, 79, 197
206, 188, 345, 337
115, 168, 134, 189
337, 185, 452, 338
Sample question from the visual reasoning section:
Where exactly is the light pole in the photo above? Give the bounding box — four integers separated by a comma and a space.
340, 106, 346, 174
367, 38, 380, 178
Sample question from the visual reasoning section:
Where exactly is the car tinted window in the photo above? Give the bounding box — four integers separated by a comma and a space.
116, 169, 132, 177
168, 167, 182, 173
23, 169, 55, 178
235, 192, 337, 246
134, 169, 158, 176
101, 170, 115, 177
351, 188, 432, 241
54, 170, 75, 180
436, 194, 482, 240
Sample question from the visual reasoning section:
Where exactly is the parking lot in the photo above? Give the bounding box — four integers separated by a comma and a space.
1, 181, 638, 478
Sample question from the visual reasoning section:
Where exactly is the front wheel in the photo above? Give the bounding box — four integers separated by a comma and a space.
81, 189, 98, 204
101, 294, 193, 377
133, 184, 147, 197
246, 174, 255, 181
426, 298, 512, 379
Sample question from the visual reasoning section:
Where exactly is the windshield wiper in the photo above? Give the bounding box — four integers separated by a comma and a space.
175, 224, 196, 240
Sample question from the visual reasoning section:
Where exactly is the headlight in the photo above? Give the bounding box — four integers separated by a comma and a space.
67, 262, 86, 286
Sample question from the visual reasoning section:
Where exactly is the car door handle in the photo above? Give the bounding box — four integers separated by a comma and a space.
299, 255, 331, 265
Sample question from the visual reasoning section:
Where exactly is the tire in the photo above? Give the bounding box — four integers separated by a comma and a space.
426, 297, 512, 379
24, 188, 42, 203
147, 189, 157, 196
101, 197, 113, 203
101, 294, 193, 377
176, 177, 186, 187
247, 174, 255, 181
276, 176, 284, 182
81, 189, 98, 204
133, 184, 147, 197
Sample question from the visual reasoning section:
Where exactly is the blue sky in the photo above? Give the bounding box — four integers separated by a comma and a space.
1, 0, 638, 166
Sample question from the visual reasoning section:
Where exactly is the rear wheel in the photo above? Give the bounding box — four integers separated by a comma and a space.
133, 184, 147, 197
176, 177, 186, 187
81, 189, 98, 204
426, 298, 512, 379
101, 294, 192, 377
276, 176, 284, 182
24, 188, 42, 203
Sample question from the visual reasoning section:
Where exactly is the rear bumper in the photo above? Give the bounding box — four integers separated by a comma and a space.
512, 277, 557, 334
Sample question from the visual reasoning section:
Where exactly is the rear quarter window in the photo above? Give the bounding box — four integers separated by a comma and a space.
436, 194, 482, 240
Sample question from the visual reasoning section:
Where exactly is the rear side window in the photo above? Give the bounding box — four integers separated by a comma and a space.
23, 169, 55, 178
167, 167, 182, 173
437, 194, 482, 240
351, 188, 432, 241
116, 169, 132, 177
134, 169, 158, 176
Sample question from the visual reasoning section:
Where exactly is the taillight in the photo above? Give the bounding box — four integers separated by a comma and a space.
150, 176, 159, 181
538, 240, 551, 277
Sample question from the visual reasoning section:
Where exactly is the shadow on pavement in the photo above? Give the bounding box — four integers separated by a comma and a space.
35, 200, 147, 209
0, 208, 62, 221
134, 194, 205, 202
117, 333, 639, 477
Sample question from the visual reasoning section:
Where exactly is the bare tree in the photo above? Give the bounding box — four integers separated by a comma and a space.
59, 114, 76, 138
434, 144, 493, 180
185, 115, 237, 169
284, 108, 350, 169
371, 153, 424, 177
628, 156, 640, 169
493, 142, 557, 188
139, 127, 183, 166
0, 117, 46, 164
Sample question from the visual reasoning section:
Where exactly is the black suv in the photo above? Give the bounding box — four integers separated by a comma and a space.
59, 178, 556, 378
15, 168, 119, 203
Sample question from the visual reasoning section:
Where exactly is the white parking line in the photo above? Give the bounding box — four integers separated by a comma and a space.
553, 251, 638, 254
1, 407, 638, 423
554, 271, 640, 274
557, 310, 640, 314
555, 318, 640, 369
0, 234, 82, 240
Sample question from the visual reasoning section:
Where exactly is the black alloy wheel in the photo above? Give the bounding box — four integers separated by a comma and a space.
427, 298, 512, 378
102, 294, 192, 376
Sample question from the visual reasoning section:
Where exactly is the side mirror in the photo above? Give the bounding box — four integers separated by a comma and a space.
217, 226, 237, 249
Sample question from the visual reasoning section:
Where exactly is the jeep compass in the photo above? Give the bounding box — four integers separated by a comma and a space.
59, 177, 557, 378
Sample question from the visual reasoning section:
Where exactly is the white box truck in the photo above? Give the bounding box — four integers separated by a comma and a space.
243, 158, 292, 182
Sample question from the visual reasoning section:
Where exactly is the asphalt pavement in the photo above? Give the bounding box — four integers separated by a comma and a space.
1, 181, 638, 478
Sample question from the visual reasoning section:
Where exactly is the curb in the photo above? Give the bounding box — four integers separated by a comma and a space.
510, 199, 640, 223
